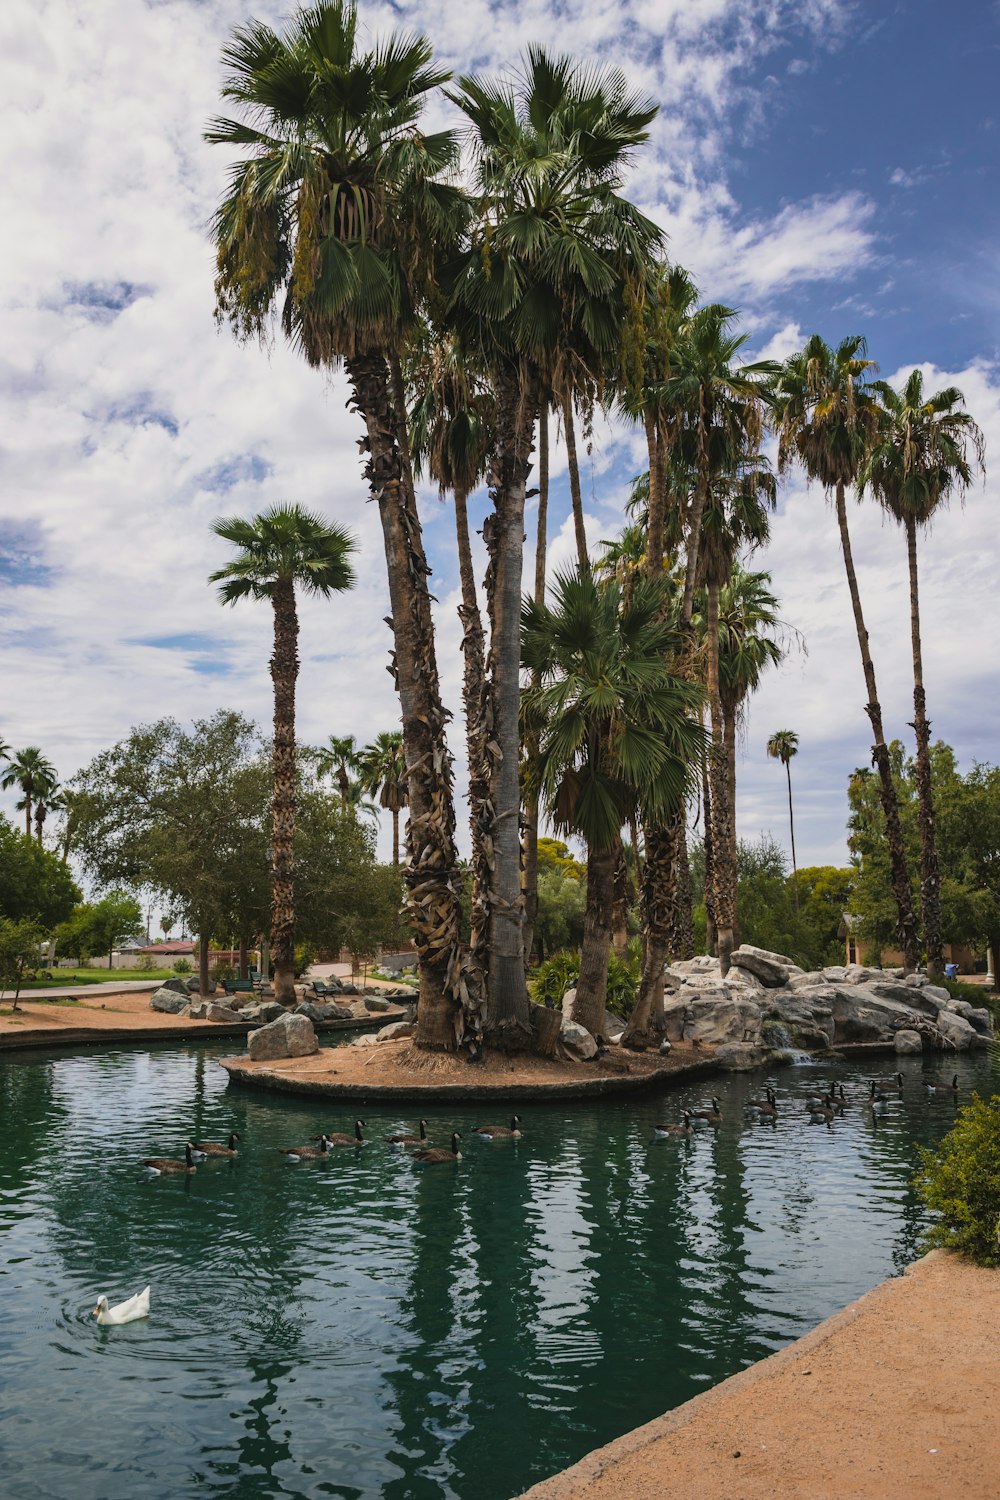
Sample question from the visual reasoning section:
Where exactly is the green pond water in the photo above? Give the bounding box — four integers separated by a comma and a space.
0, 1040, 996, 1500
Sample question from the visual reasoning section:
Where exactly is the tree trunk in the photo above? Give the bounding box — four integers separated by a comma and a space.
834, 480, 919, 971
906, 515, 943, 976
786, 760, 799, 910
706, 580, 736, 975
522, 404, 550, 972
24, 797, 32, 840
346, 351, 464, 1050
572, 840, 618, 1038
723, 699, 739, 948
269, 576, 299, 1006
238, 935, 249, 982
454, 482, 490, 1006
482, 363, 535, 1046
198, 929, 210, 998
562, 392, 589, 570
612, 848, 630, 959
680, 396, 710, 627
391, 808, 400, 870
702, 752, 717, 955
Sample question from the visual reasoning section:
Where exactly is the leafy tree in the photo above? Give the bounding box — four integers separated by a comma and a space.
916, 1094, 1000, 1266
533, 868, 586, 958
0, 917, 46, 1012
0, 815, 80, 927
210, 503, 356, 1003
207, 0, 467, 1050
1, 748, 57, 840
56, 892, 144, 969
861, 370, 985, 975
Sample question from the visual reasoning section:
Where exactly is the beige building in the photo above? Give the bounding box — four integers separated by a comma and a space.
838, 914, 978, 973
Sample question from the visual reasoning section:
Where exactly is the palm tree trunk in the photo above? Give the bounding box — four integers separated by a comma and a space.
680, 399, 710, 627
723, 699, 739, 947
198, 928, 211, 998
484, 363, 535, 1045
834, 480, 919, 970
562, 393, 589, 570
706, 580, 736, 975
624, 822, 670, 1046
906, 515, 943, 975
24, 795, 31, 840
522, 404, 550, 972
572, 840, 619, 1038
346, 350, 464, 1050
454, 482, 489, 1003
702, 751, 717, 954
612, 848, 630, 959
269, 575, 298, 1006
786, 760, 799, 910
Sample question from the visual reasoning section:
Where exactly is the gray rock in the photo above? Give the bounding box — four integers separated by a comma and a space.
187, 1001, 209, 1019
821, 966, 847, 984
377, 1021, 416, 1041
922, 984, 951, 1006
683, 994, 762, 1045
661, 997, 689, 1041
205, 1002, 241, 1023
242, 1001, 284, 1025
603, 1013, 626, 1041
894, 1028, 923, 1054
842, 964, 881, 985
561, 1019, 598, 1060
729, 945, 792, 987
247, 1012, 318, 1062
870, 980, 927, 1006
349, 1000, 369, 1019
715, 1043, 769, 1071
351, 1033, 378, 1047
150, 987, 190, 1014
904, 973, 930, 989
788, 971, 825, 990
339, 983, 360, 996
295, 1000, 348, 1024
934, 1009, 977, 1052
160, 977, 190, 995
364, 996, 391, 1013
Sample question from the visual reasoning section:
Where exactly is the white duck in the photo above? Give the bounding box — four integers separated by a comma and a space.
93, 1286, 151, 1325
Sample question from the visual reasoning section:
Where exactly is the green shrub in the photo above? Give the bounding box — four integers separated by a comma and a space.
915, 1093, 1000, 1266
531, 948, 638, 1018
210, 962, 236, 984
135, 954, 155, 972
172, 957, 192, 974
605, 952, 639, 1019
293, 942, 316, 979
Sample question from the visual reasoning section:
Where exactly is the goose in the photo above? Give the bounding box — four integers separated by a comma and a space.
870, 1079, 900, 1101
654, 1112, 694, 1138
385, 1120, 428, 1145
754, 1088, 778, 1120
190, 1133, 241, 1157
873, 1072, 904, 1090
475, 1115, 522, 1139
142, 1144, 196, 1176
807, 1093, 840, 1115
746, 1087, 776, 1111
808, 1101, 837, 1122
690, 1097, 722, 1126
926, 1073, 960, 1094
414, 1132, 462, 1163
319, 1119, 366, 1147
93, 1286, 150, 1325
280, 1135, 331, 1161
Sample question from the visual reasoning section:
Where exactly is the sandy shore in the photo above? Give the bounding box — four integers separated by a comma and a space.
520, 1249, 1000, 1500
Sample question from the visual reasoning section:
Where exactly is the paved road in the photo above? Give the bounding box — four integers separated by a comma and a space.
8, 979, 162, 1001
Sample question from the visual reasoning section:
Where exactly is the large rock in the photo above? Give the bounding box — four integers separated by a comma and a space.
661, 997, 689, 1041
364, 996, 391, 1013
830, 987, 919, 1043
603, 1012, 625, 1042
242, 1001, 284, 1025
150, 987, 189, 1014
715, 1043, 769, 1071
377, 1021, 416, 1041
841, 964, 881, 985
247, 1012, 318, 1061
922, 984, 952, 1006
205, 1002, 241, 1022
561, 1019, 598, 1060
934, 1009, 978, 1052
682, 993, 763, 1045
729, 945, 793, 987
160, 977, 190, 995
296, 1000, 352, 1024
894, 1028, 923, 1054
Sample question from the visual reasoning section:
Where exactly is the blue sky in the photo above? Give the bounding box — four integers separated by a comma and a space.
1, 0, 998, 883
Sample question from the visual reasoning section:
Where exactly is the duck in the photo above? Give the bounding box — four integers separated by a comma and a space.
190, 1133, 240, 1157
474, 1115, 522, 1138
142, 1144, 196, 1175
926, 1073, 960, 1094
385, 1120, 428, 1145
690, 1097, 722, 1126
93, 1286, 150, 1325
654, 1112, 694, 1138
280, 1135, 331, 1161
414, 1132, 463, 1163
320, 1119, 367, 1147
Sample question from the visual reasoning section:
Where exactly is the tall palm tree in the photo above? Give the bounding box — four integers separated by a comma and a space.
860, 370, 984, 974
449, 48, 662, 1042
207, 0, 468, 1048
33, 779, 63, 846
766, 730, 801, 909
209, 503, 356, 1003
1, 748, 57, 840
357, 732, 409, 868
522, 569, 705, 1039
317, 735, 360, 808
774, 334, 919, 971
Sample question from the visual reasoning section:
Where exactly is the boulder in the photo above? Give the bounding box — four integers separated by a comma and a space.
934, 1009, 977, 1052
904, 973, 930, 989
822, 966, 848, 984
603, 1013, 626, 1042
160, 977, 190, 995
715, 1043, 769, 1071
561, 987, 577, 1018
922, 984, 952, 1006
296, 1000, 351, 1024
831, 987, 919, 1043
247, 1012, 318, 1062
339, 983, 360, 996
787, 971, 825, 990
682, 994, 762, 1046
841, 964, 881, 985
351, 1033, 378, 1047
242, 1001, 284, 1025
364, 996, 391, 1013
349, 1000, 369, 1019
150, 987, 189, 1014
729, 945, 792, 987
661, 997, 689, 1041
561, 1019, 598, 1060
377, 1021, 416, 1041
894, 1028, 923, 1054
205, 1002, 241, 1023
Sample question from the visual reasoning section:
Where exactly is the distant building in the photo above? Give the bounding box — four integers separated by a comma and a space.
837, 914, 978, 972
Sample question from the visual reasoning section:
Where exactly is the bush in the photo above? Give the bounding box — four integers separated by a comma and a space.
293, 942, 316, 979
172, 957, 192, 974
915, 1093, 1000, 1265
210, 962, 236, 984
136, 954, 155, 972
531, 948, 638, 1018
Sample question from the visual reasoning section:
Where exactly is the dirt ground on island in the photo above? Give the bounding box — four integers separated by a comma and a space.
520, 1249, 1000, 1500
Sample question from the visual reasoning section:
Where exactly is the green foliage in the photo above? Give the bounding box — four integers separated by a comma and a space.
135, 953, 155, 972
293, 942, 316, 979
536, 838, 585, 880
531, 947, 638, 1017
916, 1094, 1000, 1266
0, 815, 80, 927
534, 868, 586, 958
0, 917, 47, 1004
172, 958, 193, 975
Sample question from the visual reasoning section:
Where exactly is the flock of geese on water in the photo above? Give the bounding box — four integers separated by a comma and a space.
654, 1071, 962, 1138
139, 1115, 526, 1176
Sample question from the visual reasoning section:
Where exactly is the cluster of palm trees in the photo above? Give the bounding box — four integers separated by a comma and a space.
205, 1, 983, 1048
0, 741, 68, 849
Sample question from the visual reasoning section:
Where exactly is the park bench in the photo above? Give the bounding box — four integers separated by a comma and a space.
222, 978, 255, 996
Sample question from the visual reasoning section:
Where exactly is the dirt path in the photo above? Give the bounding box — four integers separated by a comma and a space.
520, 1250, 1000, 1500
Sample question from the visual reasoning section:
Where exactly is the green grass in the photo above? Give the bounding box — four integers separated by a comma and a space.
17, 967, 180, 990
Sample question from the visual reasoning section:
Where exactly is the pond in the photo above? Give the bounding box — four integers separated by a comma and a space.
0, 1041, 996, 1500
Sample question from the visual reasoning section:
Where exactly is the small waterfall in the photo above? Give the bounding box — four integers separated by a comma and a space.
774, 1048, 819, 1066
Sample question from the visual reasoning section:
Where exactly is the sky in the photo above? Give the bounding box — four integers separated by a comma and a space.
1, 0, 998, 884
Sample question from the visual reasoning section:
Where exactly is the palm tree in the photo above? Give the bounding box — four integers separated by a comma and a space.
357, 732, 409, 868
317, 736, 360, 808
209, 503, 356, 1003
766, 730, 801, 909
860, 370, 985, 974
1, 748, 57, 840
207, 0, 468, 1048
449, 48, 662, 1041
774, 334, 919, 971
34, 780, 64, 846
522, 569, 705, 1039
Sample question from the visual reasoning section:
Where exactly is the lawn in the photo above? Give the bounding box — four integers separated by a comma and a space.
17, 967, 183, 990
